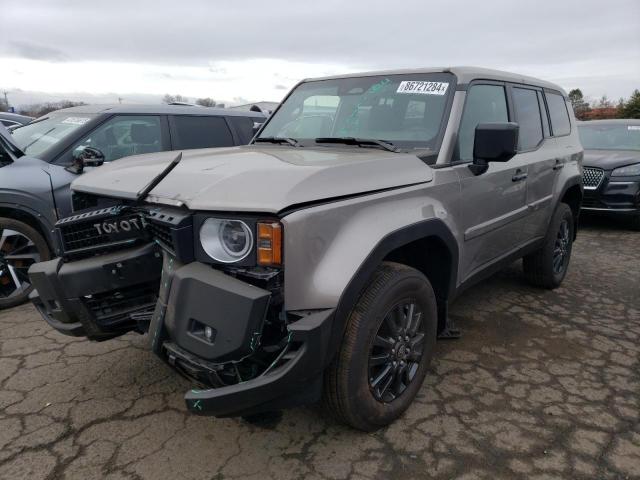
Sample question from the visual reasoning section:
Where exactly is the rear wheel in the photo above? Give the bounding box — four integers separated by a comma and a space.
523, 203, 574, 289
0, 218, 50, 309
323, 262, 437, 431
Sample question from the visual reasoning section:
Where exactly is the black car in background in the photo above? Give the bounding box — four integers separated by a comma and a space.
0, 112, 34, 131
0, 104, 265, 308
578, 119, 640, 230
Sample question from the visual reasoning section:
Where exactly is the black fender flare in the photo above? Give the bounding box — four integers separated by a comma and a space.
555, 175, 583, 239
325, 218, 458, 365
0, 202, 58, 253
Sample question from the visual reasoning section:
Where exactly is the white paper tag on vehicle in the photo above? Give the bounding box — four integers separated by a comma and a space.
61, 117, 91, 125
628, 125, 640, 131
397, 81, 449, 95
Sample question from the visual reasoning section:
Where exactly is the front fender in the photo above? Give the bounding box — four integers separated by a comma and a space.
281, 179, 460, 364
282, 182, 459, 311
0, 160, 59, 250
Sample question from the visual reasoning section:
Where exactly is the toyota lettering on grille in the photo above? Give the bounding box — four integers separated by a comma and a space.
94, 217, 144, 235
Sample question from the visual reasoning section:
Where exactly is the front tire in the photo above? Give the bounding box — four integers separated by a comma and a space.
523, 203, 574, 289
0, 218, 50, 309
323, 262, 437, 431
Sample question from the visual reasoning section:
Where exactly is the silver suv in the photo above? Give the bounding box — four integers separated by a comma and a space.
28, 67, 583, 430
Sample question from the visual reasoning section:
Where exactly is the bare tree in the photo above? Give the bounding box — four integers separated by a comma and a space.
17, 100, 86, 118
162, 94, 190, 104
195, 98, 217, 107
595, 95, 613, 109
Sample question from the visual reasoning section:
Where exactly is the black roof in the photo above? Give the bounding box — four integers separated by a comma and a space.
46, 104, 266, 118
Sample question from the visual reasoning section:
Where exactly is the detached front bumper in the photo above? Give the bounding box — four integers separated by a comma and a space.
28, 243, 162, 340
184, 309, 333, 417
29, 242, 335, 417
148, 260, 334, 417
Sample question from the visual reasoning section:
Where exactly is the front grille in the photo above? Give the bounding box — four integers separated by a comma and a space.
146, 221, 175, 254
57, 205, 194, 261
83, 281, 160, 328
583, 167, 605, 189
57, 208, 148, 259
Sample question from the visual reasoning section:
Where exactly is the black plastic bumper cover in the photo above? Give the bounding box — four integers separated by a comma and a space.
28, 243, 162, 340
163, 263, 271, 362
184, 308, 334, 417
582, 178, 640, 215
146, 259, 335, 416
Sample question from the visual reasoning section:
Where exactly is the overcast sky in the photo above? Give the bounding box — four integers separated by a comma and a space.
1, 0, 638, 107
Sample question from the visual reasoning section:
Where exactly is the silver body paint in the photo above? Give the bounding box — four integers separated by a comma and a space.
70, 67, 583, 313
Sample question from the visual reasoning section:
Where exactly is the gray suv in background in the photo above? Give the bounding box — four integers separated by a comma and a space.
0, 105, 265, 307
28, 67, 583, 429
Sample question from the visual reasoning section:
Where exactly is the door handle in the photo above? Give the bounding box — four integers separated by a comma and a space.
553, 159, 565, 170
512, 169, 528, 182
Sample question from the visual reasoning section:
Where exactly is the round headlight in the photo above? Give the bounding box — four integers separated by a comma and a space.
200, 218, 253, 263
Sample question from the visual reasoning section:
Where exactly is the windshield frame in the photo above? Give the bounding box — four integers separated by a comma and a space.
578, 123, 640, 152
254, 72, 457, 157
10, 112, 103, 162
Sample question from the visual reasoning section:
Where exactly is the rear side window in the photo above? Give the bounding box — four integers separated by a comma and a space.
512, 87, 543, 151
456, 84, 509, 162
171, 116, 234, 150
228, 116, 256, 144
546, 92, 571, 136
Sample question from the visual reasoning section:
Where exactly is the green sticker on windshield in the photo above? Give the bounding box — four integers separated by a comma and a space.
339, 78, 391, 135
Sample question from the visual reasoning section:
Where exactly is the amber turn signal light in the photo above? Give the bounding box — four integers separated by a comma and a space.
257, 221, 283, 266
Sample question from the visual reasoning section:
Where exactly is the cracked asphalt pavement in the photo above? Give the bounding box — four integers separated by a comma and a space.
1, 217, 639, 480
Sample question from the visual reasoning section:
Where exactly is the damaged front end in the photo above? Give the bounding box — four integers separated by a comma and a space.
29, 201, 333, 417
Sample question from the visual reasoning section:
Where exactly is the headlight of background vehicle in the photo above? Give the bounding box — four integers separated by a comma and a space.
612, 163, 640, 177
200, 218, 253, 263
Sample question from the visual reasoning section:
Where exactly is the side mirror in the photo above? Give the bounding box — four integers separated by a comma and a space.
252, 121, 265, 134
66, 147, 105, 174
469, 122, 519, 175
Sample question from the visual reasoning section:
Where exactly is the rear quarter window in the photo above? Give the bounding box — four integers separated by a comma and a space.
546, 92, 571, 136
228, 116, 256, 144
171, 116, 234, 150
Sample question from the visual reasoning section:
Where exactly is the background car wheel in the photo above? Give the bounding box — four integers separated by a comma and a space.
323, 262, 437, 431
0, 218, 50, 309
523, 203, 574, 289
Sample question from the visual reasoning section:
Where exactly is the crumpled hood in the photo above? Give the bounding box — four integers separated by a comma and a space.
72, 145, 433, 213
583, 149, 640, 171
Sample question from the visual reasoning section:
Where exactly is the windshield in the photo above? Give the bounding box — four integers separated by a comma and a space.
258, 73, 454, 152
11, 113, 96, 157
578, 124, 640, 151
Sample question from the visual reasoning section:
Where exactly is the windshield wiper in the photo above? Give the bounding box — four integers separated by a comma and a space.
314, 137, 400, 153
254, 136, 301, 147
